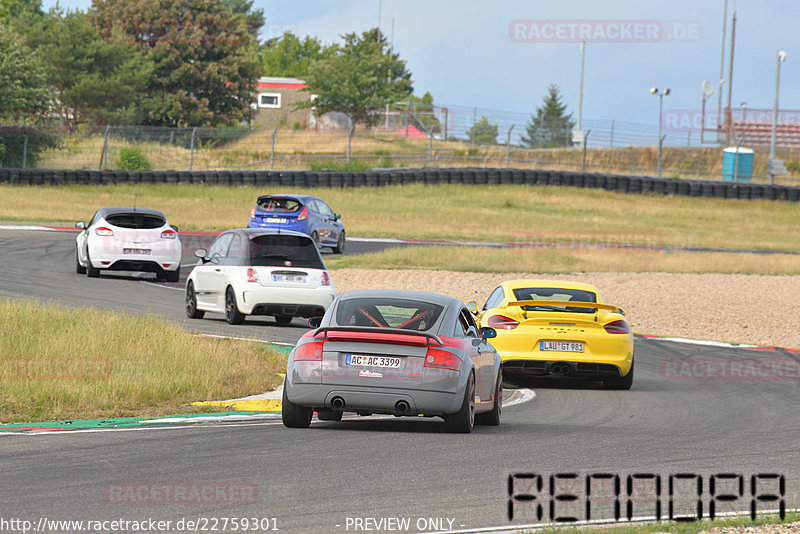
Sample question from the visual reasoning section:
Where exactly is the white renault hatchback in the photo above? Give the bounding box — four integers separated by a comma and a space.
75, 207, 182, 282
185, 228, 336, 325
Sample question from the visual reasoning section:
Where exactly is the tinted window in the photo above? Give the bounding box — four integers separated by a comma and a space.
512, 287, 597, 314
208, 233, 234, 258
336, 298, 444, 332
248, 234, 324, 269
456, 309, 479, 337
256, 197, 302, 213
105, 213, 166, 229
316, 200, 334, 218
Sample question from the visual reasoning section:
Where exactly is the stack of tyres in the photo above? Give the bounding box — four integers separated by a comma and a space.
217, 171, 232, 186
51, 170, 66, 185
329, 172, 343, 187
462, 169, 476, 185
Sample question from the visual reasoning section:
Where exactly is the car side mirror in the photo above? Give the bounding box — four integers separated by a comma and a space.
75, 221, 86, 229
307, 316, 322, 328
333, 213, 341, 221
170, 225, 179, 232
194, 248, 207, 259
480, 327, 497, 339
617, 307, 625, 316
465, 300, 478, 314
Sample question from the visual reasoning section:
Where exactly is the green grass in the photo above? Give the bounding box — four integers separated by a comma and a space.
526, 511, 798, 534
1, 183, 800, 252
0, 298, 287, 422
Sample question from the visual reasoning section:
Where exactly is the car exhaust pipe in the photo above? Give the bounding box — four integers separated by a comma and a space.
331, 397, 345, 410
549, 363, 571, 376
395, 400, 410, 413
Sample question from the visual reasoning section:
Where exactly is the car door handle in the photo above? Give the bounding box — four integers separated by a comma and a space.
214, 268, 222, 272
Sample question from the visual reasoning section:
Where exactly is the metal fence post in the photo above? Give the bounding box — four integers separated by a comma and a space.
428, 132, 433, 167
505, 125, 515, 168
270, 127, 277, 170
99, 126, 110, 169
22, 134, 28, 169
582, 129, 591, 170
610, 120, 615, 148
347, 125, 354, 163
189, 127, 198, 171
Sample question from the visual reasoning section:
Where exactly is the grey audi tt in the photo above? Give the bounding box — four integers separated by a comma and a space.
282, 289, 503, 433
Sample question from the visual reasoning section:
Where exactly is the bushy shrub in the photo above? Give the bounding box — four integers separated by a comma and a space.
117, 147, 152, 170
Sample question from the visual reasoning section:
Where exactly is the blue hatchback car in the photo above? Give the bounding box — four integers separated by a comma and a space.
247, 194, 346, 253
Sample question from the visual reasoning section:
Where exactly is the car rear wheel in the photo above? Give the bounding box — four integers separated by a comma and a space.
310, 231, 320, 250
317, 410, 343, 422
445, 371, 475, 433
332, 231, 345, 254
281, 380, 312, 428
185, 282, 204, 319
604, 356, 634, 390
159, 267, 180, 283
476, 368, 502, 426
274, 315, 293, 325
85, 249, 99, 278
75, 247, 86, 274
225, 287, 245, 325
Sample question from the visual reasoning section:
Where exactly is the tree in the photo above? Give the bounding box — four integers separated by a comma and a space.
0, 25, 48, 123
22, 9, 154, 128
91, 0, 260, 127
520, 83, 575, 148
221, 0, 264, 38
301, 28, 413, 128
0, 0, 42, 21
467, 116, 498, 145
260, 31, 331, 78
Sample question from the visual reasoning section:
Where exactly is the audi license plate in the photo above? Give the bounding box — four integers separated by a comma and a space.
265, 217, 287, 223
345, 354, 401, 368
123, 248, 150, 255
273, 274, 306, 283
540, 341, 584, 352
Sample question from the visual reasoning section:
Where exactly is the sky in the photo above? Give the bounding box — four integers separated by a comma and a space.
43, 0, 799, 145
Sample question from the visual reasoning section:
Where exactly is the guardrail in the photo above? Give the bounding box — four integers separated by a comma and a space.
0, 167, 798, 201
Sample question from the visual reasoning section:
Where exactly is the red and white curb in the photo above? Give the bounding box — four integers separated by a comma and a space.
637, 334, 800, 354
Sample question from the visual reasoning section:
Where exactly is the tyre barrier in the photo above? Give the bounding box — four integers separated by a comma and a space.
1, 167, 798, 202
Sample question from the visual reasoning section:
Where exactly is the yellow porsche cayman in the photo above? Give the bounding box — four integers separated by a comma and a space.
468, 280, 634, 389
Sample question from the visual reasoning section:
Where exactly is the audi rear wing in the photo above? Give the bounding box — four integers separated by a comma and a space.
505, 300, 624, 314
312, 326, 443, 346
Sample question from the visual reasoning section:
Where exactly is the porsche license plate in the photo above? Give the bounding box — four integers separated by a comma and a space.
123, 248, 150, 255
540, 341, 584, 352
345, 354, 401, 368
273, 274, 306, 283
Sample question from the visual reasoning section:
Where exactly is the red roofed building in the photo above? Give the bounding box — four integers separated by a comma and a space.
253, 77, 313, 129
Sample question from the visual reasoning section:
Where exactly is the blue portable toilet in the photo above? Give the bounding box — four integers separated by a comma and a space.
722, 147, 754, 182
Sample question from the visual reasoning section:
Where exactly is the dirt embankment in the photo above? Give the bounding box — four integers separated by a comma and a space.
330, 270, 800, 349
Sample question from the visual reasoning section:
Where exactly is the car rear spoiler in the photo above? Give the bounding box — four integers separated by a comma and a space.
312, 326, 443, 346
505, 300, 624, 314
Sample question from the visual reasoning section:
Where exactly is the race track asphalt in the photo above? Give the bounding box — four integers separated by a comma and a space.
1, 229, 798, 533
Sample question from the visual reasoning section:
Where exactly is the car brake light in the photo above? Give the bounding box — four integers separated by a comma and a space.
160, 229, 177, 239
250, 207, 256, 219
424, 347, 462, 371
294, 341, 323, 361
94, 227, 113, 236
321, 271, 331, 286
604, 320, 631, 334
487, 314, 519, 330
246, 267, 259, 283
297, 206, 308, 221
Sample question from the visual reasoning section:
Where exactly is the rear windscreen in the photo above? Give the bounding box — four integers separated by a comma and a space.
335, 298, 444, 331
105, 214, 165, 229
256, 197, 302, 213
512, 287, 597, 314
248, 234, 324, 269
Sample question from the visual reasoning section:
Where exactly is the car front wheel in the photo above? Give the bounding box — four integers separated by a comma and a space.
225, 287, 245, 324
186, 282, 204, 319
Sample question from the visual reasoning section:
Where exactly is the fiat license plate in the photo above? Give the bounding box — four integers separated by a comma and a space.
273, 274, 306, 283
345, 354, 401, 368
540, 341, 584, 352
123, 248, 150, 255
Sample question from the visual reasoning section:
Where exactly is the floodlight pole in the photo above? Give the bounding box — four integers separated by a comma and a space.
769, 50, 787, 184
